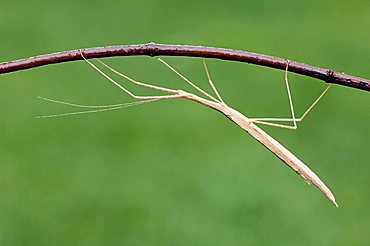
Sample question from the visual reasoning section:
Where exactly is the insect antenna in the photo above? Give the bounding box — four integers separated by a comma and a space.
36, 97, 158, 118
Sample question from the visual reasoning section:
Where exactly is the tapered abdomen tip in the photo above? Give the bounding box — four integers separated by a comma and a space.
326, 192, 339, 207
332, 199, 339, 208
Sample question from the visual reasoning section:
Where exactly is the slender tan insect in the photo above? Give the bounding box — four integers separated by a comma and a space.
38, 50, 336, 206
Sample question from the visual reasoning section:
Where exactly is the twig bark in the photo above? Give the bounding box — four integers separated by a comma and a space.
0, 42, 369, 92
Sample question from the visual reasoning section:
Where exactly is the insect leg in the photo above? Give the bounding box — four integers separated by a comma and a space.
202, 59, 225, 104
249, 60, 332, 129
80, 50, 182, 100
158, 58, 220, 103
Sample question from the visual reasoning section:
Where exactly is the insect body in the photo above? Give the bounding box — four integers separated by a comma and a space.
39, 51, 336, 206
177, 88, 337, 207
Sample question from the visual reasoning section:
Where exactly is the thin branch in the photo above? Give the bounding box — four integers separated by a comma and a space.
0, 42, 369, 92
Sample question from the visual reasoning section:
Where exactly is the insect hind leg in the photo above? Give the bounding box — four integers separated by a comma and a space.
249, 60, 332, 130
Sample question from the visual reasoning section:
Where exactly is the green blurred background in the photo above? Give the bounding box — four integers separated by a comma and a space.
1, 0, 369, 245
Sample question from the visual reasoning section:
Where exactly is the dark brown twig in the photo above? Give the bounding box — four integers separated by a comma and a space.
0, 42, 369, 92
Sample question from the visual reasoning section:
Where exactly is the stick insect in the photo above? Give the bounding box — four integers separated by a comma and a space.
38, 50, 337, 207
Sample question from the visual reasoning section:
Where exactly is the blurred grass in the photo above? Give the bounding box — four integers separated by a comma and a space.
0, 0, 369, 245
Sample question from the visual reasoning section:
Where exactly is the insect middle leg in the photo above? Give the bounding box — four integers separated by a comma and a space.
157, 58, 222, 103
